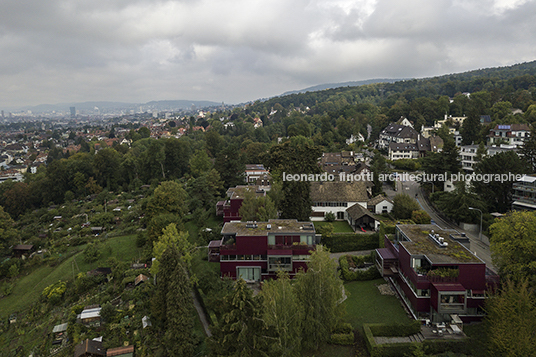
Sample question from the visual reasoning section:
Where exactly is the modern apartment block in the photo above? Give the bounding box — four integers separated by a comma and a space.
512, 174, 536, 210
211, 219, 320, 282
376, 224, 498, 323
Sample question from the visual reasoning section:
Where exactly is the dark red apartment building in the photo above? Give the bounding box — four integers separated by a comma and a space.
376, 224, 498, 323
209, 219, 320, 281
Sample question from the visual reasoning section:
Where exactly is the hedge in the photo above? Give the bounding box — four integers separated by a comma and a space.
363, 324, 416, 357
339, 255, 381, 281
322, 233, 379, 253
330, 333, 354, 345
333, 322, 353, 334
363, 322, 469, 357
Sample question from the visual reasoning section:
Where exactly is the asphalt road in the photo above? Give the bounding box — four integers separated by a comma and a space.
383, 176, 497, 272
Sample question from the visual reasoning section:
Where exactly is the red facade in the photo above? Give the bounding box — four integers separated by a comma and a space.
215, 220, 319, 281
376, 224, 497, 323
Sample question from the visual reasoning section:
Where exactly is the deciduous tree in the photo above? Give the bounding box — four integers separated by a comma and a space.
294, 245, 345, 349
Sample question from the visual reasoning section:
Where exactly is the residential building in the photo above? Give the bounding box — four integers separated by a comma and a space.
214, 219, 320, 281
310, 181, 371, 221
512, 174, 536, 211
488, 123, 530, 147
217, 185, 268, 222
346, 204, 379, 232
245, 164, 270, 184
319, 151, 359, 178
367, 195, 394, 214
376, 224, 497, 323
378, 123, 419, 150
388, 135, 440, 160
459, 144, 517, 172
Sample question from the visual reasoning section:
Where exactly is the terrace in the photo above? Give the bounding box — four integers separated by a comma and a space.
396, 225, 481, 264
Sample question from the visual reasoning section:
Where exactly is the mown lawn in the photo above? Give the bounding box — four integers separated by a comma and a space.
314, 221, 354, 233
343, 279, 412, 329
0, 234, 140, 318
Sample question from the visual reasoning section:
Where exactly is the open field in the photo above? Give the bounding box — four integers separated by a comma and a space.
0, 234, 141, 318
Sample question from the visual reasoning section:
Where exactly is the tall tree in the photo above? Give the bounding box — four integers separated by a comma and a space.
460, 113, 482, 145
209, 279, 270, 356
263, 136, 322, 221
472, 151, 527, 212
489, 211, 536, 284
294, 245, 345, 350
215, 144, 246, 189
260, 272, 303, 357
485, 278, 536, 356
151, 244, 196, 356
238, 189, 278, 222
519, 126, 536, 173
151, 223, 192, 276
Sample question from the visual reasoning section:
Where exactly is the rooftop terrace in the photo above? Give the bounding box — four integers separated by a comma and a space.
397, 224, 482, 264
221, 219, 316, 236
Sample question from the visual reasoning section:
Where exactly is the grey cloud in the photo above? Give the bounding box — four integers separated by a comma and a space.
0, 0, 535, 108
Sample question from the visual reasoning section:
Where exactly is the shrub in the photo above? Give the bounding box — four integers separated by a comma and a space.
392, 194, 420, 219
324, 212, 336, 222
339, 255, 381, 281
330, 332, 354, 345
83, 242, 101, 263
411, 210, 431, 224
333, 322, 353, 334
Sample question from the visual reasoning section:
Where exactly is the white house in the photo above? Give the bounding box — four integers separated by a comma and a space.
310, 181, 371, 221
367, 195, 394, 214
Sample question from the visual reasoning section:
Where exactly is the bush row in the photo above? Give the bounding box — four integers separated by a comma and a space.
322, 233, 379, 253
339, 255, 381, 281
363, 323, 469, 357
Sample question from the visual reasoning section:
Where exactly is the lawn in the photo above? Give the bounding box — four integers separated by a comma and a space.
0, 234, 141, 318
315, 221, 354, 233
343, 279, 412, 329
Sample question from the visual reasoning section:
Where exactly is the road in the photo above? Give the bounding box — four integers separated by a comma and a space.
383, 176, 497, 272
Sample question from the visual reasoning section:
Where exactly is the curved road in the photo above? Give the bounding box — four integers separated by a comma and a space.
384, 175, 497, 272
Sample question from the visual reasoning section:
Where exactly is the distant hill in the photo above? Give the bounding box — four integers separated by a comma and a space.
281, 78, 405, 96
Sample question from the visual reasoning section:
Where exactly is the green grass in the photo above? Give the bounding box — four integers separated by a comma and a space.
343, 279, 412, 329
315, 221, 354, 233
0, 234, 141, 318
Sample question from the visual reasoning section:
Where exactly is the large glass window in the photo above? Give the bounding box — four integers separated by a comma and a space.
237, 267, 261, 282
268, 256, 292, 271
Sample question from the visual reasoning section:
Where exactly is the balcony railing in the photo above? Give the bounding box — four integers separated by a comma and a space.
268, 263, 292, 271
268, 244, 314, 250
439, 303, 465, 312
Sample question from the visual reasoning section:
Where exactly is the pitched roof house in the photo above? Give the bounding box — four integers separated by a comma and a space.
310, 181, 372, 221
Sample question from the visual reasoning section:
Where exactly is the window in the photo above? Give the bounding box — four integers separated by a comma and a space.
237, 267, 261, 282
268, 256, 292, 271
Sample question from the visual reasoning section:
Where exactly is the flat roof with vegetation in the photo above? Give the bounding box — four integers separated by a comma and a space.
397, 224, 482, 264
221, 219, 316, 236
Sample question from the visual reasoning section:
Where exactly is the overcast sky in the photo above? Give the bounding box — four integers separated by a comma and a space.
1, 0, 535, 109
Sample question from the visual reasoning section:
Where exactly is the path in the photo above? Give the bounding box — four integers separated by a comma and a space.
191, 290, 212, 337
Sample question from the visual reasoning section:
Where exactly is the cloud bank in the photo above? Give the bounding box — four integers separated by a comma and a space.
1, 0, 535, 108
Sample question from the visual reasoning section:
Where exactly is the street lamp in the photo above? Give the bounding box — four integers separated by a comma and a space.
468, 207, 482, 242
